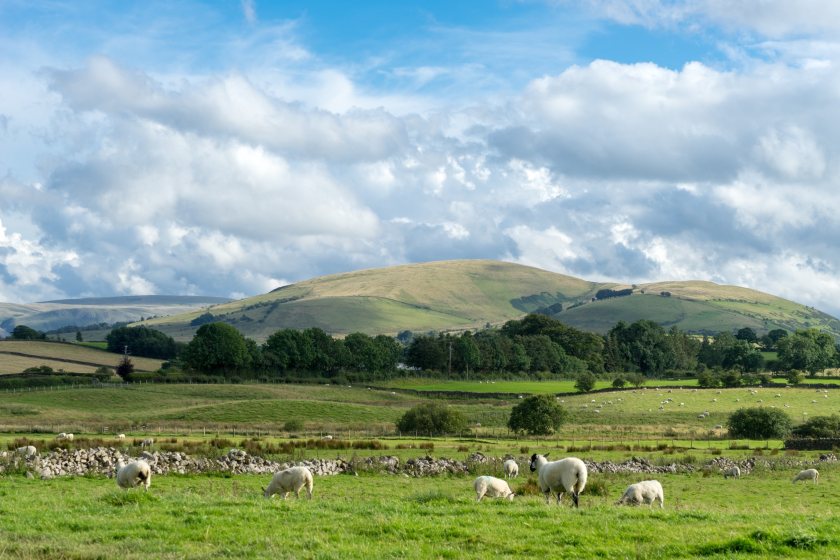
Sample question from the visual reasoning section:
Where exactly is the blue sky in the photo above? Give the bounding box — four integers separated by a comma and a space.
3, 1, 840, 320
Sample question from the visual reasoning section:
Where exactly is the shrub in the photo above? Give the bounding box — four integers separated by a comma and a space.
612, 377, 627, 388
727, 407, 793, 439
283, 419, 304, 432
791, 415, 840, 438
396, 403, 466, 436
508, 395, 568, 436
575, 372, 596, 393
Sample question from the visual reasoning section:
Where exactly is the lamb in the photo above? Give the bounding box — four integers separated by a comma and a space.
529, 453, 588, 507
263, 466, 313, 500
503, 459, 519, 479
116, 460, 152, 491
617, 480, 664, 508
474, 476, 515, 501
792, 468, 819, 484
15, 445, 37, 457
723, 466, 741, 479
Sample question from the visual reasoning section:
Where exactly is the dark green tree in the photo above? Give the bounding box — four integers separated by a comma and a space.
115, 355, 134, 382
508, 394, 569, 435
791, 415, 840, 438
10, 325, 45, 340
727, 407, 793, 439
575, 371, 597, 392
182, 322, 252, 376
735, 327, 758, 343
777, 329, 836, 375
396, 403, 466, 436
106, 326, 178, 359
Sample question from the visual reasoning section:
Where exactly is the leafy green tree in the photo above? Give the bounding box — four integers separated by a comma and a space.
396, 403, 466, 436
115, 355, 134, 382
575, 371, 597, 392
761, 329, 788, 350
75, 330, 83, 342
785, 369, 804, 384
605, 320, 675, 375
263, 329, 304, 371
182, 322, 252, 376
735, 327, 758, 343
405, 335, 447, 371
10, 325, 45, 340
727, 407, 793, 439
791, 415, 840, 438
508, 395, 569, 435
612, 377, 627, 388
106, 326, 178, 359
453, 332, 481, 376
777, 329, 836, 375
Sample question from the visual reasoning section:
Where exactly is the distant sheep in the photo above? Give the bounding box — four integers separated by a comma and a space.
723, 466, 741, 479
15, 445, 37, 458
116, 460, 152, 491
503, 459, 519, 479
617, 480, 664, 508
529, 453, 587, 507
140, 438, 154, 448
474, 476, 514, 501
263, 466, 314, 500
117, 434, 126, 440
792, 469, 819, 484
56, 433, 74, 441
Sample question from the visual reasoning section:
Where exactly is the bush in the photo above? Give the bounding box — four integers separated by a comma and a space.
508, 395, 568, 435
575, 372, 596, 393
727, 407, 793, 439
283, 419, 304, 433
612, 377, 627, 388
396, 403, 466, 436
791, 415, 840, 438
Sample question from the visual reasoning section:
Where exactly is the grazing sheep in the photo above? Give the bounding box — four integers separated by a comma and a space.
723, 466, 741, 479
140, 438, 154, 448
529, 453, 587, 507
56, 432, 67, 440
474, 476, 515, 501
117, 434, 126, 440
15, 445, 37, 458
792, 469, 819, 484
263, 466, 314, 500
617, 480, 664, 508
503, 459, 519, 479
116, 460, 152, 491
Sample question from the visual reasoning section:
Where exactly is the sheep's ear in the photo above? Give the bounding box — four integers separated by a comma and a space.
544, 452, 550, 458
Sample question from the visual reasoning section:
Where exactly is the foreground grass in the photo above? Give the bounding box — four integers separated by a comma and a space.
0, 467, 837, 559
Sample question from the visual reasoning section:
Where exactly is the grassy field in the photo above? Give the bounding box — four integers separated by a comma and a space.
0, 467, 837, 559
0, 340, 164, 374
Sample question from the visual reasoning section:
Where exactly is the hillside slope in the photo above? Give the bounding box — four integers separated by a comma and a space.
140, 260, 840, 341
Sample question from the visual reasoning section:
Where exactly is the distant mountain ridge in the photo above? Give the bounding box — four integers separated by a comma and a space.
139, 260, 840, 342
0, 295, 232, 337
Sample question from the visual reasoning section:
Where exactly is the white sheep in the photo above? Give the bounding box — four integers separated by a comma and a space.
116, 460, 152, 491
617, 480, 664, 508
65, 433, 74, 441
140, 438, 154, 448
792, 469, 819, 484
503, 459, 519, 479
723, 466, 741, 479
529, 453, 588, 507
117, 434, 126, 440
56, 432, 67, 440
15, 445, 37, 457
474, 476, 515, 501
263, 466, 314, 500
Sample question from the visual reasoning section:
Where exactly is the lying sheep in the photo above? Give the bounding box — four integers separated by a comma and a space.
15, 445, 37, 457
617, 480, 664, 508
723, 466, 741, 479
529, 453, 587, 507
116, 460, 152, 491
503, 459, 519, 479
792, 469, 819, 484
263, 466, 314, 500
474, 476, 514, 501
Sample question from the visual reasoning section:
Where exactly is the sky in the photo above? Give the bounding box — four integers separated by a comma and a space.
2, 1, 840, 318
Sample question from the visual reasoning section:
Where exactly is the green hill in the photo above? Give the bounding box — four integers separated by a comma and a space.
140, 260, 840, 341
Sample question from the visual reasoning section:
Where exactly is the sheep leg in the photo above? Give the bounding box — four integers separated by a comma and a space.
572, 492, 579, 508
543, 491, 551, 505
556, 491, 564, 505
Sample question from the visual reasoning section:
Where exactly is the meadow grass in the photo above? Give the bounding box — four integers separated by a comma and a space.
0, 466, 837, 559
0, 340, 164, 373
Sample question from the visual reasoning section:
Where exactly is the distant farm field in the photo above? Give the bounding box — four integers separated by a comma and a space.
0, 340, 164, 374
0, 467, 838, 559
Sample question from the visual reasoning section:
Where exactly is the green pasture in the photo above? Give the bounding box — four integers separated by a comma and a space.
0, 466, 838, 559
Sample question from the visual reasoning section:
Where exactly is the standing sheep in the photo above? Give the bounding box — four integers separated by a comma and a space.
474, 476, 515, 501
617, 480, 664, 508
503, 459, 519, 479
263, 466, 314, 500
723, 466, 741, 479
140, 438, 154, 448
116, 460, 152, 491
15, 445, 37, 458
529, 453, 588, 507
117, 434, 126, 440
792, 469, 819, 484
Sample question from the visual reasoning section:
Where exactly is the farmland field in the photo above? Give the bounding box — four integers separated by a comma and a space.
0, 467, 837, 559
0, 340, 165, 374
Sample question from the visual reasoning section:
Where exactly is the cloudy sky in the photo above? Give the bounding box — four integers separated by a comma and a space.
2, 1, 840, 317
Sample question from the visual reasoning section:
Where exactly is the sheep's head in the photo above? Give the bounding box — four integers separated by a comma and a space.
506, 492, 515, 501
529, 453, 548, 472
262, 486, 271, 498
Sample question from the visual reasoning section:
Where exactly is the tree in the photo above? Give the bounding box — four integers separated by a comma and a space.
612, 377, 627, 388
727, 407, 793, 439
115, 355, 134, 382
10, 325, 45, 340
106, 326, 178, 359
575, 371, 597, 393
396, 403, 466, 436
182, 322, 252, 376
735, 327, 758, 344
76, 330, 83, 342
791, 415, 840, 438
777, 329, 836, 375
508, 395, 569, 435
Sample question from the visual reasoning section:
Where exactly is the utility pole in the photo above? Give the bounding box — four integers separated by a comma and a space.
448, 342, 452, 376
